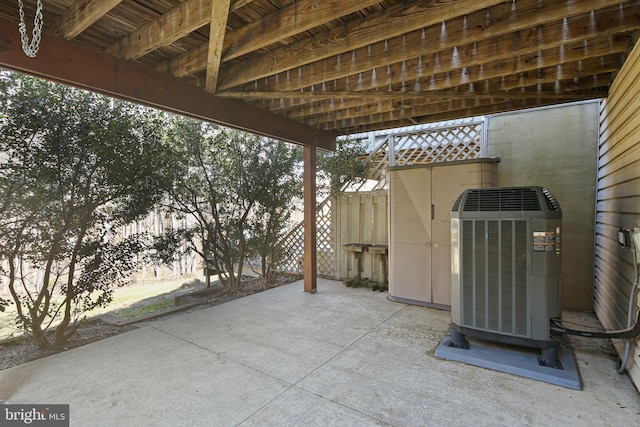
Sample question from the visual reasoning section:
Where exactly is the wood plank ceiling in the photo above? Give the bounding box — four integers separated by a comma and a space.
0, 0, 639, 137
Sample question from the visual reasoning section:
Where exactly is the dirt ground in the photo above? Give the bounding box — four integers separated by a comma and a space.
0, 275, 298, 371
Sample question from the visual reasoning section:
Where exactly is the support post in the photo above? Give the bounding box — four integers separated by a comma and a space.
303, 144, 317, 293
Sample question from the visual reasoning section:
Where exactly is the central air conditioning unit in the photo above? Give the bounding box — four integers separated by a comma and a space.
450, 186, 561, 351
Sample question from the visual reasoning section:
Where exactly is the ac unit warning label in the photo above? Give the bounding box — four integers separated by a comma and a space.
533, 231, 555, 252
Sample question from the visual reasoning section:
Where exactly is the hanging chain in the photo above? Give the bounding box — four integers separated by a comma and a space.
17, 0, 44, 58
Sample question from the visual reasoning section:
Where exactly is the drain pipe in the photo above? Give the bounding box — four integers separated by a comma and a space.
617, 228, 640, 374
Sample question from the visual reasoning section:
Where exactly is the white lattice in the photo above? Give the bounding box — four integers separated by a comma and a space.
276, 200, 334, 277
349, 118, 485, 184
391, 123, 483, 166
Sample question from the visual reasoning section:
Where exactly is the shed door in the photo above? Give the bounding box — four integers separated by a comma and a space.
389, 168, 433, 303
431, 165, 468, 306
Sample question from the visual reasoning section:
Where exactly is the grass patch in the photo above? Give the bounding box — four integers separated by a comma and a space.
0, 278, 202, 340
112, 299, 175, 320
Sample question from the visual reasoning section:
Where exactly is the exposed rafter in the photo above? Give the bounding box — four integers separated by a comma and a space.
105, 0, 257, 60
55, 0, 123, 39
331, 74, 613, 134
219, 0, 506, 90
235, 0, 631, 94
106, 0, 212, 60
280, 34, 629, 121
306, 53, 621, 128
206, 0, 231, 93
218, 90, 608, 101
223, 0, 382, 63
155, 0, 382, 79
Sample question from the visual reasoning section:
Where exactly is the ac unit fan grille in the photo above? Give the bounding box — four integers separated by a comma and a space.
461, 219, 529, 337
462, 188, 541, 212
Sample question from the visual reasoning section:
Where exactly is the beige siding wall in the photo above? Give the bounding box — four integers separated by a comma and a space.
486, 101, 600, 310
596, 40, 640, 388
334, 191, 388, 283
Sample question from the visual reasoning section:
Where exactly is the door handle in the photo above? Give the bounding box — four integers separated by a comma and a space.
431, 204, 435, 220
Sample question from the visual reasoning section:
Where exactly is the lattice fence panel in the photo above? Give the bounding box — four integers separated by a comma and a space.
393, 123, 483, 166
276, 200, 334, 277
316, 202, 334, 277
362, 137, 389, 182
277, 222, 304, 274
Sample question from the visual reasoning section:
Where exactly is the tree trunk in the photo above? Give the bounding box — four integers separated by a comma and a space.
235, 236, 248, 290
24, 238, 61, 349
30, 307, 50, 348
261, 254, 267, 280
54, 223, 88, 345
32, 323, 50, 348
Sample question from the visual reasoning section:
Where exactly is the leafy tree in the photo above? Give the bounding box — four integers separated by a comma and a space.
245, 142, 302, 283
0, 72, 178, 347
165, 118, 302, 289
317, 138, 371, 198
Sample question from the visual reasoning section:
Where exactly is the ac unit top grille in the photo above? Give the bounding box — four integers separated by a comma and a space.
541, 187, 561, 211
451, 193, 464, 212
451, 187, 561, 213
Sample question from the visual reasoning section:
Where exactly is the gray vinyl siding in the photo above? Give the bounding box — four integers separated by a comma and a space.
595, 39, 640, 388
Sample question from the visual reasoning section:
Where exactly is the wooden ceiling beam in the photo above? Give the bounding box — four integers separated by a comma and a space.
106, 0, 256, 60
216, 0, 506, 90
297, 77, 613, 126
219, 0, 619, 90
238, 83, 607, 125
240, 0, 632, 93
315, 69, 615, 130
337, 85, 610, 134
230, 0, 255, 10
156, 0, 382, 78
285, 35, 629, 120
156, 43, 209, 77
310, 88, 608, 128
106, 0, 212, 60
308, 55, 619, 126
55, 0, 123, 39
223, 0, 381, 62
348, 10, 636, 94
425, 90, 610, 121
218, 90, 608, 101
206, 0, 231, 93
256, 28, 631, 115
0, 19, 334, 150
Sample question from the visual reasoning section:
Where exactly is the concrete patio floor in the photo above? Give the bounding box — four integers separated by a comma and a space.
1, 278, 638, 426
